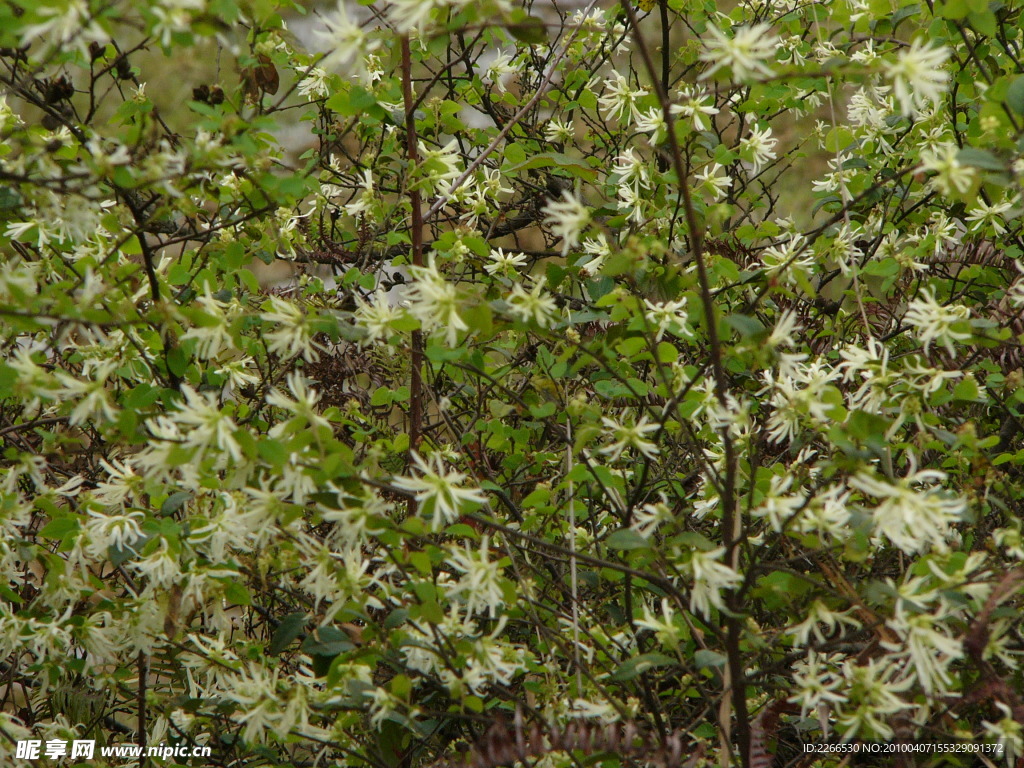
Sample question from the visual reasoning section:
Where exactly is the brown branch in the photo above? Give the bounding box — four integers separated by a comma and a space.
618, 2, 749, 765
401, 36, 425, 472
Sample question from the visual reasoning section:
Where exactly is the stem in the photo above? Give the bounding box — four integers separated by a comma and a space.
619, 3, 749, 765
137, 651, 148, 767
401, 36, 425, 470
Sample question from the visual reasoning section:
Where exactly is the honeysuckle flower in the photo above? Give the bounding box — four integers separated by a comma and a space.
965, 196, 1016, 235
919, 143, 976, 196
670, 85, 719, 132
506, 280, 558, 328
850, 464, 965, 555
599, 414, 659, 461
317, 0, 380, 78
787, 601, 861, 646
261, 296, 324, 362
404, 258, 469, 346
635, 598, 685, 649
835, 657, 914, 741
544, 118, 574, 143
699, 22, 780, 82
789, 652, 847, 717
391, 452, 487, 531
631, 495, 673, 538
296, 66, 330, 99
354, 288, 404, 343
903, 287, 972, 355
598, 72, 648, 122
739, 124, 778, 174
883, 39, 949, 117
643, 297, 693, 341
542, 190, 590, 256
687, 547, 742, 618
694, 162, 732, 201
484, 247, 528, 275
633, 106, 668, 143
982, 703, 1024, 761
445, 537, 506, 617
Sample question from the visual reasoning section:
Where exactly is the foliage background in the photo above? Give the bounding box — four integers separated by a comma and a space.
2, 0, 1024, 766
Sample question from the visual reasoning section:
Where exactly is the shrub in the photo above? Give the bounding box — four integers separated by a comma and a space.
1, 0, 1024, 765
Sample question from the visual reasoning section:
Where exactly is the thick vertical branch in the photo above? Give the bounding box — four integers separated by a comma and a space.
619, 3, 749, 766
401, 37, 425, 469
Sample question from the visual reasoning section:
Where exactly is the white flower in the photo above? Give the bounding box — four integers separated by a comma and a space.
919, 142, 975, 197
541, 191, 590, 256
296, 66, 330, 99
92, 458, 142, 507
694, 162, 732, 201
386, 0, 440, 33
739, 124, 778, 174
835, 657, 913, 741
699, 22, 779, 82
849, 464, 965, 555
84, 509, 145, 559
687, 547, 742, 618
404, 258, 468, 347
445, 537, 506, 618
612, 148, 650, 192
759, 233, 816, 287
598, 73, 648, 122
789, 652, 846, 717
903, 287, 971, 355
266, 372, 332, 436
19, 0, 108, 56
766, 309, 801, 349
882, 606, 962, 695
643, 297, 693, 341
965, 197, 1016, 235
417, 139, 464, 195
983, 703, 1024, 763
883, 39, 949, 117
182, 286, 236, 359
635, 598, 685, 649
483, 50, 516, 92
354, 288, 403, 344
316, 1, 380, 79
506, 281, 558, 328
261, 296, 324, 362
631, 495, 673, 538
343, 169, 377, 220
391, 452, 487, 531
544, 119, 574, 144
633, 106, 668, 143
175, 385, 244, 466
599, 415, 659, 461
786, 601, 860, 646
484, 248, 528, 275
670, 86, 719, 132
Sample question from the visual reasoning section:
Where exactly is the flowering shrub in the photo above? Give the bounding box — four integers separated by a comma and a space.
2, 0, 1024, 766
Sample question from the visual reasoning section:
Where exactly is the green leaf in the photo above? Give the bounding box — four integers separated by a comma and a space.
301, 625, 354, 657
160, 491, 191, 516
268, 612, 307, 655
694, 650, 727, 669
957, 147, 1004, 171
223, 580, 252, 606
724, 313, 765, 338
1007, 75, 1024, 115
952, 376, 980, 401
39, 516, 80, 541
605, 529, 650, 550
609, 652, 675, 681
505, 16, 547, 44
